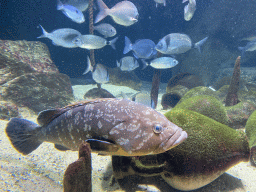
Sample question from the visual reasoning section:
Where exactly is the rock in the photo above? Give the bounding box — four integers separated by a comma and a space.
174, 95, 229, 125
0, 40, 74, 113
225, 101, 256, 129
166, 72, 204, 92
0, 100, 20, 120
161, 85, 189, 109
108, 68, 142, 91
83, 87, 115, 99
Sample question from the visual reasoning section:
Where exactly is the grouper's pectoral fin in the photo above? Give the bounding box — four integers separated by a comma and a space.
85, 139, 119, 154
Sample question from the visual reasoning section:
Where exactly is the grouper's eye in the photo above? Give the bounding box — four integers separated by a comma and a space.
153, 124, 163, 134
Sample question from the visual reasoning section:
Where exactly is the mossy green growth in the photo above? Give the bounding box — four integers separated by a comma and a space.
174, 95, 228, 125
245, 110, 256, 148
164, 108, 249, 166
225, 101, 256, 129
178, 86, 219, 104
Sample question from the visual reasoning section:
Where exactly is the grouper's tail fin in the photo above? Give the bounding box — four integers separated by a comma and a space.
5, 118, 42, 155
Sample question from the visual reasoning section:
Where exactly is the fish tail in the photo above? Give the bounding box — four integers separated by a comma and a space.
56, 0, 63, 10
37, 25, 48, 39
109, 37, 118, 50
123, 36, 133, 54
141, 59, 148, 70
5, 118, 42, 155
95, 0, 109, 24
83, 56, 93, 75
194, 36, 208, 53
116, 60, 120, 68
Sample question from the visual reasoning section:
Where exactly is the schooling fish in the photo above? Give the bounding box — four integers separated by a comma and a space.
6, 98, 188, 156
57, 0, 85, 23
155, 33, 208, 55
83, 56, 109, 84
37, 25, 81, 48
142, 57, 179, 69
73, 34, 118, 50
93, 23, 117, 38
123, 36, 157, 59
183, 0, 196, 21
95, 0, 139, 26
117, 56, 139, 72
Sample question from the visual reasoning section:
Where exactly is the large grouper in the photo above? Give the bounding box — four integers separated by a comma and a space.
5, 98, 188, 156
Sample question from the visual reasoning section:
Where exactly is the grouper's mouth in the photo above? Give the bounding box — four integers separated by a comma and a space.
159, 128, 188, 152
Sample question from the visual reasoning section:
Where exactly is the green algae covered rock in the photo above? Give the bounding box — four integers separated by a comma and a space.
245, 110, 256, 166
178, 86, 219, 104
174, 95, 228, 125
225, 101, 256, 129
112, 108, 250, 191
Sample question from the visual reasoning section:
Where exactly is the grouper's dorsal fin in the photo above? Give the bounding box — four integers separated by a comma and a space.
37, 108, 71, 126
37, 98, 118, 126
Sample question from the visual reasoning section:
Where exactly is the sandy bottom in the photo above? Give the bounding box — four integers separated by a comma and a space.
0, 83, 256, 192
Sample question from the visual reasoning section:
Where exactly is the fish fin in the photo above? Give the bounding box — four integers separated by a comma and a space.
55, 144, 70, 151
37, 108, 70, 126
56, 0, 63, 10
83, 56, 93, 75
194, 36, 208, 53
5, 118, 42, 155
85, 139, 119, 153
123, 36, 133, 54
151, 99, 155, 109
95, 0, 109, 24
37, 25, 48, 39
141, 59, 148, 70
116, 60, 120, 68
164, 0, 166, 6
182, 0, 189, 3
109, 37, 119, 50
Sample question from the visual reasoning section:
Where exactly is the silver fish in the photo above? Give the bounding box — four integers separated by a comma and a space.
183, 0, 196, 21
117, 56, 139, 71
83, 56, 109, 84
73, 34, 118, 50
121, 91, 154, 108
124, 36, 157, 59
37, 25, 81, 48
57, 0, 85, 23
154, 0, 166, 7
93, 23, 117, 38
143, 57, 179, 69
95, 0, 139, 26
65, 0, 89, 12
238, 40, 256, 58
5, 98, 188, 156
155, 33, 208, 55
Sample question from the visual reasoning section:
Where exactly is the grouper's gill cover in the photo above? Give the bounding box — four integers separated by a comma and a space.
5, 98, 188, 156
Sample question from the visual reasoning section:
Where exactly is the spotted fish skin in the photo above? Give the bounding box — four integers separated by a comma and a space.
6, 98, 187, 156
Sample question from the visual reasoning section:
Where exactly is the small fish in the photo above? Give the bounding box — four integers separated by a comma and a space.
117, 56, 139, 71
95, 0, 139, 26
155, 33, 208, 55
183, 0, 196, 21
238, 40, 256, 58
73, 34, 118, 50
123, 36, 157, 59
37, 25, 81, 48
65, 0, 89, 12
93, 23, 117, 38
154, 0, 166, 7
83, 56, 109, 84
142, 57, 179, 69
6, 98, 188, 156
57, 0, 85, 23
